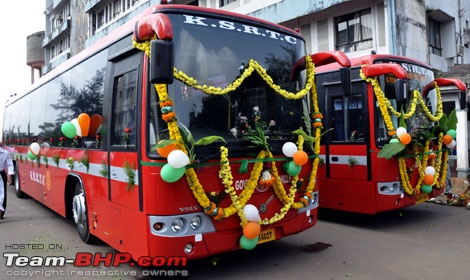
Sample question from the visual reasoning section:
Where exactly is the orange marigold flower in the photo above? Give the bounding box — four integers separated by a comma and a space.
313, 122, 323, 128
160, 100, 174, 108
299, 197, 309, 207
313, 112, 323, 119
205, 202, 217, 215
162, 112, 176, 122
214, 209, 224, 220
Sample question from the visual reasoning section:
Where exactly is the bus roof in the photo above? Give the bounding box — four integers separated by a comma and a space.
10, 4, 301, 104
315, 53, 432, 73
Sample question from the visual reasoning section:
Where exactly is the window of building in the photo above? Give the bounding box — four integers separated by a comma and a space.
91, 0, 141, 34
335, 8, 373, 53
220, 0, 237, 7
428, 18, 442, 56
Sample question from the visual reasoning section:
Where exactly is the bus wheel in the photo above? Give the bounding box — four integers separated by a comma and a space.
72, 182, 98, 244
13, 166, 25, 198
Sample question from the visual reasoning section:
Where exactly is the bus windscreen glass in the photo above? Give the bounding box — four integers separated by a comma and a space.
375, 60, 435, 146
149, 12, 307, 156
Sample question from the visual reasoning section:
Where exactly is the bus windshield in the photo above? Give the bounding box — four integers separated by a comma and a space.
375, 60, 435, 146
149, 12, 307, 157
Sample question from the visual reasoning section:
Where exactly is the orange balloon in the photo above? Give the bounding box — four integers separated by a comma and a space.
423, 174, 434, 186
78, 113, 91, 137
293, 150, 309, 165
156, 141, 177, 158
399, 133, 411, 145
88, 114, 103, 137
243, 222, 261, 239
442, 134, 453, 145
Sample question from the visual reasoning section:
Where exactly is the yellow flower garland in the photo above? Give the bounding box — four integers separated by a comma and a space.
133, 39, 321, 226
360, 69, 448, 195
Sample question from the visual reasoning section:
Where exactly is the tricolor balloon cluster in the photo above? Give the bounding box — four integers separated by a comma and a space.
60, 113, 102, 139
393, 127, 412, 145
281, 142, 309, 176
421, 166, 435, 194
157, 143, 190, 183
442, 129, 457, 149
28, 142, 41, 160
239, 204, 261, 250
420, 129, 456, 194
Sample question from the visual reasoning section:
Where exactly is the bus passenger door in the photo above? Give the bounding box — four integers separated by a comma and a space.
103, 50, 142, 250
320, 88, 371, 211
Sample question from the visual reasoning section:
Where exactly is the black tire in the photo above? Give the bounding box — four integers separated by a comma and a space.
72, 182, 98, 244
13, 165, 26, 198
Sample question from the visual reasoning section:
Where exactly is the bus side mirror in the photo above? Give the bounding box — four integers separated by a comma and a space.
395, 79, 407, 104
150, 40, 174, 84
339, 67, 351, 97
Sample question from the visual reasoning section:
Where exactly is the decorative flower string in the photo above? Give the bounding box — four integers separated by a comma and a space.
360, 71, 444, 134
360, 69, 448, 195
133, 39, 321, 225
173, 58, 314, 99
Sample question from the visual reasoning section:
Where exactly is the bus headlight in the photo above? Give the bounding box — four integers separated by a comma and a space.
189, 215, 202, 230
378, 181, 403, 195
311, 192, 318, 205
171, 218, 185, 233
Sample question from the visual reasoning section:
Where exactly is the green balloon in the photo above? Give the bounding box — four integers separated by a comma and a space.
286, 161, 302, 176
27, 150, 36, 160
161, 164, 185, 183
61, 122, 76, 139
389, 138, 400, 143
421, 184, 432, 194
446, 129, 457, 139
240, 235, 259, 250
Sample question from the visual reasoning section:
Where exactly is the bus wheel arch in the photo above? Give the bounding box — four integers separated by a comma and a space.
65, 175, 98, 244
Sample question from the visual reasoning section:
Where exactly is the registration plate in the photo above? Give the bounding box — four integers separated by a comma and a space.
415, 193, 428, 204
257, 228, 276, 244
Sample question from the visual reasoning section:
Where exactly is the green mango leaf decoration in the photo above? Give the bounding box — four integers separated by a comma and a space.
377, 142, 406, 159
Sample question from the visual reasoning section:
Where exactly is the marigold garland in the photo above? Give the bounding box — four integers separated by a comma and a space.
133, 39, 321, 226
360, 69, 448, 195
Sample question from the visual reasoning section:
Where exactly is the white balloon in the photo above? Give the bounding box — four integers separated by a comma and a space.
167, 150, 190, 168
396, 127, 407, 138
243, 204, 260, 222
71, 118, 82, 137
424, 166, 435, 176
282, 142, 298, 157
29, 142, 41, 156
446, 140, 456, 149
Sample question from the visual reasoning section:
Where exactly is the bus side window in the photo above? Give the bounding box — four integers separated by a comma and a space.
348, 95, 364, 142
111, 70, 137, 147
331, 98, 345, 141
330, 95, 364, 142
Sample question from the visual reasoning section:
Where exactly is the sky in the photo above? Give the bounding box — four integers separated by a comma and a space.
0, 1, 45, 105
0, 1, 45, 135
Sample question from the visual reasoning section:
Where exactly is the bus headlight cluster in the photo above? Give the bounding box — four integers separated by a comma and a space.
311, 192, 318, 205
378, 182, 403, 195
149, 214, 212, 237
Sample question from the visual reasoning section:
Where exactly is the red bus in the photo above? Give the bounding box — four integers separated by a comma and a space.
2, 4, 347, 260
307, 54, 466, 214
